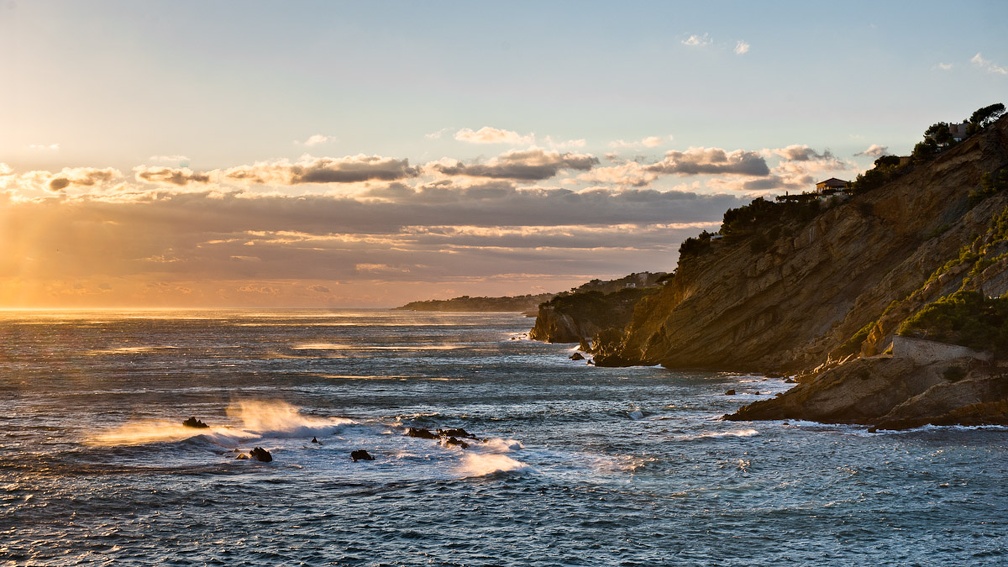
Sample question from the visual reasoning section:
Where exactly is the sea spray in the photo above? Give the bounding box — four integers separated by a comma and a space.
226, 400, 352, 437
457, 453, 527, 477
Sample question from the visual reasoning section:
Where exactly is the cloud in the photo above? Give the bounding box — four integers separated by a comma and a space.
428, 148, 598, 181
44, 167, 123, 192
225, 154, 419, 185
300, 134, 334, 146
135, 166, 212, 186
577, 162, 658, 188
971, 53, 1008, 75
646, 147, 769, 176
542, 136, 587, 149
425, 127, 453, 140
454, 127, 535, 145
148, 155, 191, 164
734, 41, 750, 55
936, 62, 953, 71
28, 143, 60, 151
609, 136, 669, 149
682, 33, 712, 48
855, 144, 889, 158
772, 145, 835, 162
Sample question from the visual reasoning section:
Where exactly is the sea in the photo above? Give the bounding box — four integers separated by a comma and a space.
2, 309, 1006, 566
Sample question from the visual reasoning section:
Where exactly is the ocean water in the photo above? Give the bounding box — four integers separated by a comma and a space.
2, 310, 1006, 566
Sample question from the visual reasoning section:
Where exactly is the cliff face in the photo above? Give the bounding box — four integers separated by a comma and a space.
528, 287, 659, 345
604, 116, 1008, 373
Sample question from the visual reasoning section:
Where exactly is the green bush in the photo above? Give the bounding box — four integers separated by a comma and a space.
898, 290, 1008, 355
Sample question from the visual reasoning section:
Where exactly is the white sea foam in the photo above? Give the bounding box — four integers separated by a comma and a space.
481, 437, 524, 452
457, 453, 527, 477
675, 428, 759, 441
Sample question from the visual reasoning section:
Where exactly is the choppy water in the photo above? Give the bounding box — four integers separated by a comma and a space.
1, 310, 1006, 565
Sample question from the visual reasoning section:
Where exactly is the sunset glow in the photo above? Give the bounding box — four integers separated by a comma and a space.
2, 1, 1005, 307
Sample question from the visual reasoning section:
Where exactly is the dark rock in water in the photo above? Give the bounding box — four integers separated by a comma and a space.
570, 352, 585, 361
236, 453, 249, 460
437, 428, 476, 439
406, 427, 437, 439
443, 437, 469, 449
249, 447, 272, 462
725, 389, 736, 396
351, 449, 375, 462
311, 436, 319, 443
182, 416, 209, 429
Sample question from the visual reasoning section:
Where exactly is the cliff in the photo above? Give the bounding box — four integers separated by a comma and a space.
531, 111, 1008, 429
598, 114, 1008, 374
526, 272, 668, 346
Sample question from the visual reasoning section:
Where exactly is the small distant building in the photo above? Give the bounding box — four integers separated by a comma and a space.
948, 122, 969, 142
815, 178, 850, 195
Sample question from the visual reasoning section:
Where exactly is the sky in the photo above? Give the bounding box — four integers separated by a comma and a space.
1, 0, 1006, 308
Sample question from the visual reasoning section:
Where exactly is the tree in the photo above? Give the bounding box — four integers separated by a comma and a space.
967, 102, 1005, 134
924, 122, 953, 148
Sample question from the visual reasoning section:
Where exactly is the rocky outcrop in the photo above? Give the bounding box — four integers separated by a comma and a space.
726, 356, 1008, 429
249, 447, 272, 462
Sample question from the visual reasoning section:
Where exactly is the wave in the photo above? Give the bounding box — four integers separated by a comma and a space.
86, 400, 352, 447
674, 428, 760, 441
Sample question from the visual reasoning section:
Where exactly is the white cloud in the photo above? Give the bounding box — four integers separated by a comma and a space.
425, 127, 453, 140
609, 136, 670, 149
971, 53, 1008, 75
28, 143, 60, 151
682, 33, 712, 48
936, 62, 953, 71
855, 144, 889, 158
454, 127, 535, 145
148, 155, 191, 164
299, 134, 335, 146
734, 41, 750, 55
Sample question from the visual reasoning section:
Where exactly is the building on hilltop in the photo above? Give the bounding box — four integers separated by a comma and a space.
815, 177, 850, 195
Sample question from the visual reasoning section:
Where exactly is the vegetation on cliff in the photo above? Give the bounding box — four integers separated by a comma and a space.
898, 291, 1008, 356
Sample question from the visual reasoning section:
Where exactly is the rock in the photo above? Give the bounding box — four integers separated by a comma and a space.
725, 389, 736, 396
725, 356, 1008, 429
311, 436, 318, 443
570, 352, 585, 361
443, 437, 469, 449
406, 427, 438, 439
437, 428, 476, 439
249, 447, 272, 462
182, 416, 209, 429
236, 453, 249, 460
351, 449, 374, 462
